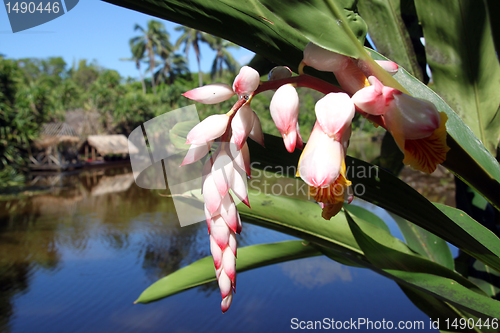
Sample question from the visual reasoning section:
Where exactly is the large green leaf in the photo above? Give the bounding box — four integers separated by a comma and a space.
390, 212, 454, 270
344, 209, 485, 295
103, 0, 365, 74
135, 240, 321, 303
386, 269, 500, 319
357, 0, 423, 80
368, 48, 500, 210
398, 285, 498, 333
257, 0, 367, 58
248, 134, 500, 273
344, 209, 500, 319
414, 0, 500, 154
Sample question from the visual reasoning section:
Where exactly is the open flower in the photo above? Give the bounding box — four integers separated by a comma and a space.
298, 93, 355, 219
352, 76, 449, 173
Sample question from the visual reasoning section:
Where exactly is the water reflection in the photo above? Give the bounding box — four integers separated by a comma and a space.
0, 166, 432, 332
281, 256, 352, 288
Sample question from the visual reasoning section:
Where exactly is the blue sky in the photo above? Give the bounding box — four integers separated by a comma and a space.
0, 0, 255, 79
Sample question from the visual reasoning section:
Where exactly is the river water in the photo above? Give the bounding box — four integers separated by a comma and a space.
0, 163, 444, 332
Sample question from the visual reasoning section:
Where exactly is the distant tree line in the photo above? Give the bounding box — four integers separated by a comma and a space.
0, 20, 242, 186
0, 20, 380, 187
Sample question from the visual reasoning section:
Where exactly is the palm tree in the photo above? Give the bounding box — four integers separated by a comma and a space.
130, 20, 172, 95
155, 50, 190, 85
121, 41, 147, 94
206, 36, 240, 80
175, 26, 210, 87
121, 39, 147, 94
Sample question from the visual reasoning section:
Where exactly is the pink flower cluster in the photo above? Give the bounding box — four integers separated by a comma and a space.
180, 42, 446, 312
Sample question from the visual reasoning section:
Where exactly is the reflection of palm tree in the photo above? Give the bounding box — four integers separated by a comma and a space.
130, 20, 172, 95
206, 36, 239, 80
175, 26, 209, 87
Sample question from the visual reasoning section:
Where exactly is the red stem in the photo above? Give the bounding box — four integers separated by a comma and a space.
253, 75, 387, 129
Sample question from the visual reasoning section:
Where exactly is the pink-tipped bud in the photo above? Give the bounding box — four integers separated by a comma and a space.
202, 172, 222, 214
270, 84, 300, 152
218, 270, 232, 298
221, 290, 233, 313
233, 66, 260, 96
220, 194, 238, 233
248, 113, 265, 147
212, 150, 235, 197
268, 66, 292, 81
315, 93, 355, 138
375, 60, 399, 75
303, 42, 349, 72
180, 142, 212, 166
298, 123, 343, 188
231, 104, 254, 149
210, 235, 223, 269
182, 83, 236, 104
211, 215, 230, 250
230, 169, 250, 208
230, 141, 251, 178
186, 114, 230, 145
222, 247, 236, 284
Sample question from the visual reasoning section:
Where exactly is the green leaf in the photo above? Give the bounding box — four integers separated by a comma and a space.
368, 48, 500, 210
345, 209, 500, 319
258, 0, 367, 58
414, 0, 500, 154
468, 260, 500, 299
397, 284, 497, 333
346, 204, 391, 234
237, 191, 364, 256
390, 212, 454, 270
248, 134, 500, 273
103, 0, 366, 75
344, 208, 485, 295
357, 0, 423, 80
169, 120, 198, 150
387, 269, 500, 319
135, 240, 321, 303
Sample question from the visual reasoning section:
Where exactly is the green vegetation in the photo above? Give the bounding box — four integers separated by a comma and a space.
0, 19, 383, 188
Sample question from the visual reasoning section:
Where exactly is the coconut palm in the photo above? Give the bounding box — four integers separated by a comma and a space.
121, 40, 147, 94
206, 36, 240, 80
155, 50, 190, 85
174, 26, 210, 87
130, 20, 172, 95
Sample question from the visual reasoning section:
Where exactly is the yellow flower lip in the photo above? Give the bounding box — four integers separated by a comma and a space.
403, 112, 450, 174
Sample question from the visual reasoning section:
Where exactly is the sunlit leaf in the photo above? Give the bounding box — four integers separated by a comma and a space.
344, 209, 500, 319
357, 0, 423, 80
415, 0, 500, 154
390, 212, 454, 270
344, 208, 484, 294
135, 240, 320, 303
257, 0, 367, 58
248, 134, 500, 273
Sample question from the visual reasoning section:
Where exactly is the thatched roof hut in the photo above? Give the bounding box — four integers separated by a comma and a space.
34, 122, 80, 149
86, 135, 139, 155
81, 135, 139, 160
